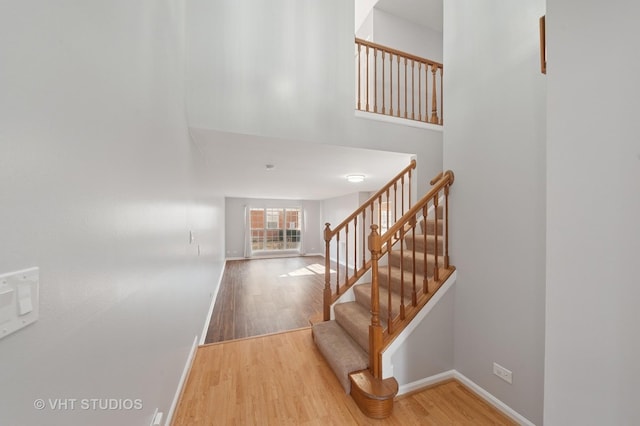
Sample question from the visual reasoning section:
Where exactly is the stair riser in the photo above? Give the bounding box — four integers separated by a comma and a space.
420, 219, 444, 235
434, 204, 444, 220
403, 236, 444, 255
358, 294, 408, 322
312, 321, 368, 394
354, 287, 385, 315
354, 285, 411, 319
387, 252, 439, 271
334, 303, 373, 353
378, 270, 429, 294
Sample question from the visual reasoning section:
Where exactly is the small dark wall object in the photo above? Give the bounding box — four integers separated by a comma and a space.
540, 15, 547, 74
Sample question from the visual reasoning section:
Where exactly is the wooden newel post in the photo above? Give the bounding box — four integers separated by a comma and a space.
410, 215, 418, 306
422, 205, 429, 294
444, 185, 450, 269
430, 66, 439, 124
443, 170, 454, 269
323, 223, 332, 321
433, 195, 440, 283
368, 225, 384, 379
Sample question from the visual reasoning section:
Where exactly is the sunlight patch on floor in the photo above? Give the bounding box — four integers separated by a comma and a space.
279, 267, 314, 277
278, 263, 334, 277
307, 263, 328, 274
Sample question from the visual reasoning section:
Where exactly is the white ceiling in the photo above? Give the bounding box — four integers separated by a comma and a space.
190, 128, 414, 201
374, 0, 443, 33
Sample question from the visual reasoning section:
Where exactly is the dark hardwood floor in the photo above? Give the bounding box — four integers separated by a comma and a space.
204, 256, 326, 344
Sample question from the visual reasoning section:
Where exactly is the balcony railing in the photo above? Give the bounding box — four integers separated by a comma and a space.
355, 38, 443, 125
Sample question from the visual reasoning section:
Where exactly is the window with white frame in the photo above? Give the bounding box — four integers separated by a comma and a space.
250, 207, 301, 251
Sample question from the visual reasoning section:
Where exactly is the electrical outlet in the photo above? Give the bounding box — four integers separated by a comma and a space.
493, 362, 512, 384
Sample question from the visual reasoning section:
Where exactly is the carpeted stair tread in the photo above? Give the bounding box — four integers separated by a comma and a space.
404, 233, 445, 254
312, 320, 368, 394
388, 250, 445, 271
353, 283, 413, 318
378, 265, 430, 294
420, 218, 444, 235
334, 301, 378, 353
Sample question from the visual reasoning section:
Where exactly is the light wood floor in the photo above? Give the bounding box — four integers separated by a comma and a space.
173, 328, 516, 425
205, 256, 326, 344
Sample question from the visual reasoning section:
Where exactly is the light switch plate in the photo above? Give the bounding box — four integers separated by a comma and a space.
0, 267, 39, 340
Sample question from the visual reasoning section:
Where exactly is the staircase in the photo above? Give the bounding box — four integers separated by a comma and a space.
312, 165, 455, 419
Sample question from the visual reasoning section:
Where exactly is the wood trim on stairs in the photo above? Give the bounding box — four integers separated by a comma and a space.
349, 370, 398, 419
313, 168, 455, 420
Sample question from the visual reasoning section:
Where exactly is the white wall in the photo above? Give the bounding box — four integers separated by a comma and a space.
225, 197, 322, 258
355, 8, 374, 41
322, 193, 364, 233
321, 192, 363, 263
390, 284, 454, 386
544, 1, 640, 424
372, 8, 443, 63
355, 0, 379, 34
443, 1, 546, 424
0, 2, 225, 425
186, 0, 443, 198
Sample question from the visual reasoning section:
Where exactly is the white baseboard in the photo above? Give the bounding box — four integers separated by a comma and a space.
226, 253, 324, 261
165, 335, 199, 426
199, 261, 227, 345
453, 371, 535, 426
397, 369, 456, 395
397, 369, 536, 426
224, 256, 247, 261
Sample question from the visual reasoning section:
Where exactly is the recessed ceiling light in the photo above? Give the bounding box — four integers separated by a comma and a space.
346, 174, 365, 183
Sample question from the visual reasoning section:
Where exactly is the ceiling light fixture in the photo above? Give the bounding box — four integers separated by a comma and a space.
346, 174, 365, 183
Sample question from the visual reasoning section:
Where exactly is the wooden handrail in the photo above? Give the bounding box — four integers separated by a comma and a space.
355, 38, 444, 125
379, 171, 453, 245
429, 171, 443, 186
323, 160, 417, 321
325, 159, 416, 240
355, 38, 443, 69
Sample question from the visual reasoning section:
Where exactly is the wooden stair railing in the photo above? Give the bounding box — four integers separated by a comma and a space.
355, 38, 444, 125
313, 168, 455, 418
323, 159, 416, 321
368, 170, 455, 378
